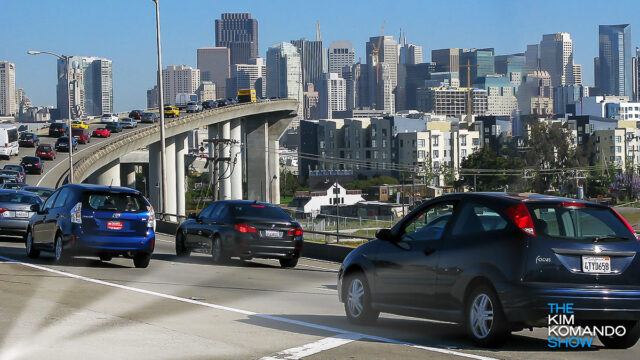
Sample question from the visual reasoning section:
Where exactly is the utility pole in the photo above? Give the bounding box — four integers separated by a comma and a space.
334, 181, 340, 242
203, 138, 237, 201
401, 171, 405, 217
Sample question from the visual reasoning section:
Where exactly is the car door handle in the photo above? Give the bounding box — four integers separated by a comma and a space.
423, 247, 436, 256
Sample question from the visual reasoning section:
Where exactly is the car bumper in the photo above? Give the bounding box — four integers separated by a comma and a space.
501, 283, 640, 325
66, 231, 155, 254
226, 236, 303, 259
0, 219, 29, 236
0, 148, 13, 156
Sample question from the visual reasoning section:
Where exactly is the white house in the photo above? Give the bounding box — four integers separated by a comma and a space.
291, 182, 364, 217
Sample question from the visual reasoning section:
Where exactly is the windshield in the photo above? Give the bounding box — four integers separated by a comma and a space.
0, 192, 41, 204
38, 146, 53, 151
83, 192, 147, 213
21, 157, 39, 164
3, 165, 21, 171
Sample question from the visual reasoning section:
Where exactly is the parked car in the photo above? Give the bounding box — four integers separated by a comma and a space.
48, 122, 69, 137
71, 120, 89, 130
140, 112, 158, 124
18, 132, 40, 147
22, 186, 55, 201
36, 144, 56, 160
26, 184, 156, 268
0, 190, 42, 237
128, 110, 143, 120
120, 117, 137, 129
164, 106, 179, 118
55, 136, 78, 152
338, 193, 640, 348
105, 122, 123, 133
0, 169, 24, 183
20, 156, 44, 175
72, 128, 91, 144
175, 200, 303, 267
2, 165, 25, 182
101, 113, 119, 123
92, 127, 111, 138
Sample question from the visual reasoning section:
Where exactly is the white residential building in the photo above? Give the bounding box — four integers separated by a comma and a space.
318, 72, 346, 119
486, 86, 518, 116
0, 61, 16, 116
162, 65, 200, 106
197, 81, 216, 101
292, 182, 364, 217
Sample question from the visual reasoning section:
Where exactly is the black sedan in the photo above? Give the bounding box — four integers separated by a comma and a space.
0, 190, 42, 237
20, 156, 44, 175
18, 132, 40, 147
175, 200, 303, 267
338, 192, 640, 348
55, 136, 78, 152
105, 122, 123, 133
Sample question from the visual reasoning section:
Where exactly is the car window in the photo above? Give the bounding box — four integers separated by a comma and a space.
401, 201, 456, 241
0, 192, 41, 204
530, 205, 631, 240
450, 203, 508, 236
83, 192, 147, 213
230, 203, 291, 220
53, 188, 72, 208
210, 203, 226, 220
43, 190, 59, 210
199, 203, 217, 219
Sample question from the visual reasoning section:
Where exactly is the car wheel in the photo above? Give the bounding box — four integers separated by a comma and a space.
598, 321, 640, 349
175, 231, 190, 257
99, 255, 113, 262
344, 271, 379, 325
25, 230, 40, 258
465, 284, 509, 347
54, 233, 70, 265
279, 257, 298, 268
211, 236, 228, 264
133, 253, 151, 268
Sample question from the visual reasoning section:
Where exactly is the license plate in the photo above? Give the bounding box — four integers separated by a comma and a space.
264, 230, 282, 238
15, 211, 28, 218
582, 255, 611, 273
107, 221, 123, 230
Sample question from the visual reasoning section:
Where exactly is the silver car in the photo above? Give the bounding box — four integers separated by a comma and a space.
0, 190, 42, 237
120, 117, 137, 129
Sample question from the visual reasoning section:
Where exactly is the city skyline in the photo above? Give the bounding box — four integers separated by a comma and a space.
2, 0, 640, 112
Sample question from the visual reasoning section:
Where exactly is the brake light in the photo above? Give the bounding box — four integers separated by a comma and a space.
560, 201, 585, 209
235, 223, 257, 233
35, 164, 40, 167
0, 208, 7, 214
251, 204, 265, 208
287, 227, 303, 236
147, 205, 156, 230
504, 203, 535, 236
70, 202, 82, 224
611, 208, 638, 240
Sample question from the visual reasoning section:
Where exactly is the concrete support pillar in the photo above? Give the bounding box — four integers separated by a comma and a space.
165, 136, 177, 221
245, 117, 269, 202
230, 118, 243, 200
121, 163, 136, 189
175, 132, 188, 217
219, 120, 231, 200
268, 139, 280, 204
94, 159, 121, 186
149, 141, 162, 211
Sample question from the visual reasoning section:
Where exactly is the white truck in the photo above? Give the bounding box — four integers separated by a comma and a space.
175, 93, 198, 110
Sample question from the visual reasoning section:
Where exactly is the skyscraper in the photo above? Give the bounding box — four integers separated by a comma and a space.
366, 35, 398, 112
495, 53, 525, 85
318, 72, 346, 119
162, 65, 200, 106
573, 64, 583, 86
215, 13, 258, 66
432, 48, 459, 73
403, 44, 423, 65
266, 42, 303, 126
459, 48, 495, 86
539, 32, 574, 87
197, 47, 230, 98
0, 61, 16, 116
524, 44, 539, 74
633, 47, 640, 101
598, 24, 632, 97
291, 38, 324, 89
327, 41, 355, 76
231, 57, 266, 98
57, 56, 112, 118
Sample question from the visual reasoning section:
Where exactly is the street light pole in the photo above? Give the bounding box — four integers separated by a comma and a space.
27, 50, 74, 183
152, 0, 168, 215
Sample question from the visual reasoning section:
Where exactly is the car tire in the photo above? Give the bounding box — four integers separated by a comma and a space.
211, 236, 228, 264
54, 233, 71, 265
344, 271, 379, 325
99, 255, 113, 262
133, 253, 151, 268
279, 257, 298, 268
175, 231, 190, 257
465, 284, 509, 347
25, 230, 40, 259
598, 321, 640, 349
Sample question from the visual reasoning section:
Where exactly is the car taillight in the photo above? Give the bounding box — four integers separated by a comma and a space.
147, 205, 156, 230
70, 202, 82, 224
504, 203, 535, 236
287, 227, 303, 236
611, 208, 638, 240
235, 223, 257, 233
0, 208, 7, 214
35, 163, 40, 167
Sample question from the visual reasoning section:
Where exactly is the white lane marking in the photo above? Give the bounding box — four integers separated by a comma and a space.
0, 254, 499, 360
260, 333, 362, 360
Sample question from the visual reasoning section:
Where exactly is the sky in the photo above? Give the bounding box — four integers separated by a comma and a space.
1, 0, 639, 113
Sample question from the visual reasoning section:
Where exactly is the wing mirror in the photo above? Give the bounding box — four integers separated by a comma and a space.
375, 228, 396, 242
188, 212, 198, 220
30, 204, 42, 214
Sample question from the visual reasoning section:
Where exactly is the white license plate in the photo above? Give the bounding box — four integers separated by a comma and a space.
264, 230, 282, 238
582, 256, 611, 273
15, 211, 28, 218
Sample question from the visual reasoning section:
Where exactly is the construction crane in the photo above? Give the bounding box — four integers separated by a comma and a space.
445, 59, 479, 122
370, 20, 387, 100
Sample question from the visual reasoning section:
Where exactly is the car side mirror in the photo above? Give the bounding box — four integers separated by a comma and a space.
188, 212, 198, 220
376, 228, 396, 242
30, 204, 40, 212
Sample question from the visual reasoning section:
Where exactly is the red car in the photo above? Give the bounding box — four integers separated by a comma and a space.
72, 128, 91, 144
36, 144, 56, 160
92, 127, 111, 138
128, 110, 143, 120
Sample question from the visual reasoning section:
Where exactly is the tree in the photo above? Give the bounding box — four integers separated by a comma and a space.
458, 147, 524, 191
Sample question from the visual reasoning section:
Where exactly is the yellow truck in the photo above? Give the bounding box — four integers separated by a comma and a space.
237, 89, 257, 103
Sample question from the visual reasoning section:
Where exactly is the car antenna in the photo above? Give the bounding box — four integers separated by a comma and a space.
109, 179, 114, 188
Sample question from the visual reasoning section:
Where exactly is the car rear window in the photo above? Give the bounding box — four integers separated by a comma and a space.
38, 146, 53, 151
4, 165, 21, 171
72, 129, 85, 135
20, 133, 34, 139
22, 157, 39, 164
83, 192, 147, 213
50, 123, 64, 129
231, 204, 291, 220
529, 205, 633, 240
0, 193, 41, 204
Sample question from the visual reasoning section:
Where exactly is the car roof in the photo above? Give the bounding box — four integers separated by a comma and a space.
38, 143, 53, 146
434, 192, 604, 208
215, 200, 277, 207
23, 186, 54, 190
60, 184, 141, 195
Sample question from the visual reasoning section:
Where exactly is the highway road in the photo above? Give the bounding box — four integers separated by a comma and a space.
0, 234, 638, 359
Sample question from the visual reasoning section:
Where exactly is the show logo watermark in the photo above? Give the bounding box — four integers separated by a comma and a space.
547, 303, 625, 348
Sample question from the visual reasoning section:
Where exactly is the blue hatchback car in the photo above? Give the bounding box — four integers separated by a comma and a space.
25, 184, 156, 268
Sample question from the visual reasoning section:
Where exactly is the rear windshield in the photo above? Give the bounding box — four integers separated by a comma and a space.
20, 133, 34, 139
83, 192, 147, 213
22, 157, 39, 164
4, 165, 21, 171
231, 204, 291, 220
529, 205, 634, 240
72, 129, 85, 135
50, 123, 65, 129
38, 146, 53, 151
0, 170, 17, 175
0, 193, 41, 204
142, 113, 154, 117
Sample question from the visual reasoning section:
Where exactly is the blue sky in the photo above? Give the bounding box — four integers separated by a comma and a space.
1, 0, 639, 112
